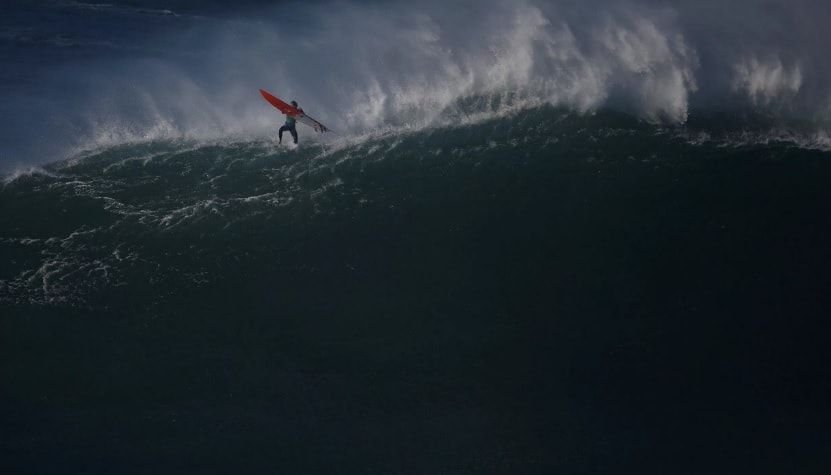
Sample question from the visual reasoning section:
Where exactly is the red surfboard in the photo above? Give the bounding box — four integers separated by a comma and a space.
259, 88, 331, 133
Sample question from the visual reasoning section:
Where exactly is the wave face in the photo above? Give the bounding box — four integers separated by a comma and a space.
3, 108, 831, 472
2, 107, 827, 308
2, 2, 831, 473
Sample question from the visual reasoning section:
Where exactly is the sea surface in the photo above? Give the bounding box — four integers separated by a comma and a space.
2, 1, 830, 473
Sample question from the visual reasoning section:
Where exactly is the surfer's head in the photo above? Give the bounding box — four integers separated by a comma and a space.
291, 101, 298, 107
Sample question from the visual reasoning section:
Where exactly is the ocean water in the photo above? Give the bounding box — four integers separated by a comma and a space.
2, 1, 830, 473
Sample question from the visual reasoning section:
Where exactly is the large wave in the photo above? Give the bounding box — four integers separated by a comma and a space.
5, 104, 827, 307
2, 0, 830, 171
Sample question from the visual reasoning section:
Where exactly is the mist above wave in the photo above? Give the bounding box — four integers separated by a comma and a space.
2, 0, 830, 170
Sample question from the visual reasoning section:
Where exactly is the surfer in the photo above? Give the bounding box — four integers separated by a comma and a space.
278, 100, 302, 144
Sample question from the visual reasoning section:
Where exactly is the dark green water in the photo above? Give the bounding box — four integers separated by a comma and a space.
2, 109, 830, 473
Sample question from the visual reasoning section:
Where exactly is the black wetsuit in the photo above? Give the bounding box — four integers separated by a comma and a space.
279, 115, 298, 144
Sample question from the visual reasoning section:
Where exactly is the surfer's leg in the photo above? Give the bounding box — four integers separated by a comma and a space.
290, 127, 298, 144
278, 125, 289, 143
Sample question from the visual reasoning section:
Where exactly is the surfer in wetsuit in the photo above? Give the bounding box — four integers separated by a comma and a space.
278, 100, 302, 144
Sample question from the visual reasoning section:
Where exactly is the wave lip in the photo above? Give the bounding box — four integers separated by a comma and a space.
3, 1, 831, 170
